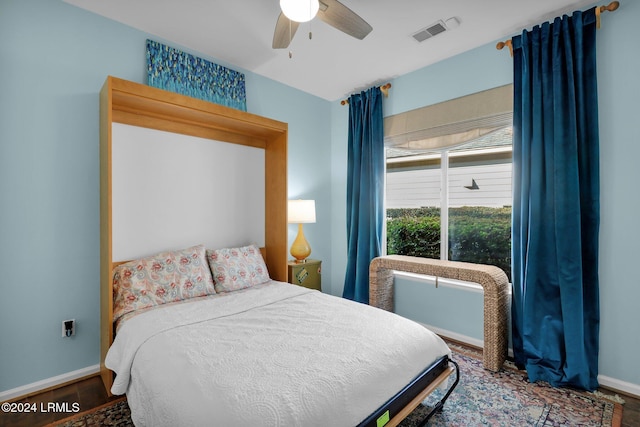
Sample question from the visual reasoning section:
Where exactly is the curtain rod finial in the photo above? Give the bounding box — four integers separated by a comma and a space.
601, 1, 619, 13
380, 83, 391, 97
496, 40, 513, 57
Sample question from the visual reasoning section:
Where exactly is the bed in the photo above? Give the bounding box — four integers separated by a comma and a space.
99, 77, 458, 426
105, 244, 458, 427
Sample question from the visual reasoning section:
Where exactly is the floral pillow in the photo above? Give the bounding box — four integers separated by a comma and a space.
207, 244, 271, 293
112, 244, 216, 322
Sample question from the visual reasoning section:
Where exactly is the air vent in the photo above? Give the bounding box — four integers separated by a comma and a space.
412, 20, 448, 42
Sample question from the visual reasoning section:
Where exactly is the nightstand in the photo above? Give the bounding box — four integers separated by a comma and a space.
287, 259, 321, 291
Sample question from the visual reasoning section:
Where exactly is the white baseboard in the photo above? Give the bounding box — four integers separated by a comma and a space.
419, 321, 519, 357
598, 374, 640, 399
417, 321, 491, 352
0, 364, 100, 402
419, 322, 640, 399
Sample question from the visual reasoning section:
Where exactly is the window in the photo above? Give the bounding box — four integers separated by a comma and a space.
384, 86, 513, 280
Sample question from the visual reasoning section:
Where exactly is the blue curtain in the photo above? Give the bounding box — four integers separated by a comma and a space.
511, 7, 600, 391
343, 87, 384, 304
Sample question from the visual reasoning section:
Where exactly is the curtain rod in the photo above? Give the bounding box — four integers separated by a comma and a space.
340, 83, 392, 105
496, 1, 620, 56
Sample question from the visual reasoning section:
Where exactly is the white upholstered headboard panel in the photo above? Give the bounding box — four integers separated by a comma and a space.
111, 123, 265, 261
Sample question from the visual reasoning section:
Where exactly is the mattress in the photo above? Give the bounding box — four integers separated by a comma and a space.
105, 280, 451, 427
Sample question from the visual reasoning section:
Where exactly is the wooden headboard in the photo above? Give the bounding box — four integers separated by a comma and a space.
99, 76, 288, 393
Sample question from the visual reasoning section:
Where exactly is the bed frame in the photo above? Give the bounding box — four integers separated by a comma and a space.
358, 356, 459, 427
99, 76, 288, 393
99, 76, 457, 425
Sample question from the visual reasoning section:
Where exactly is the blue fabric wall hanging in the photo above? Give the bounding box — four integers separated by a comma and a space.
146, 40, 247, 111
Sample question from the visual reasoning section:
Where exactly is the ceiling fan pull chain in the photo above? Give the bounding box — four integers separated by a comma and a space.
288, 19, 293, 59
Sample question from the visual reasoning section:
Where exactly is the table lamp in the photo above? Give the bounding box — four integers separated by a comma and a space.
288, 199, 316, 263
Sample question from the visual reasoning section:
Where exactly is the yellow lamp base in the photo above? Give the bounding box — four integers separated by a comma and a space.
290, 223, 311, 263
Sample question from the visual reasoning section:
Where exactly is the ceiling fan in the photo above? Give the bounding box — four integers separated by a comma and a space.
272, 0, 372, 49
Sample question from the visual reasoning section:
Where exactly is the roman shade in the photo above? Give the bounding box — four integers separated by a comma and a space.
384, 84, 513, 151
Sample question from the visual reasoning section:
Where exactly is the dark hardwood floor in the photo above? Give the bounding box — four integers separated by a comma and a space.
1, 375, 119, 427
617, 389, 640, 427
2, 373, 639, 427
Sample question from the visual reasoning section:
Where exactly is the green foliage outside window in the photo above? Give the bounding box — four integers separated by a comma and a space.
386, 206, 512, 281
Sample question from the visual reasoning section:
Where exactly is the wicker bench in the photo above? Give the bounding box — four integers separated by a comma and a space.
369, 255, 509, 372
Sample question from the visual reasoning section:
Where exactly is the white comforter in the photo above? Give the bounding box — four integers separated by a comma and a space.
106, 281, 450, 427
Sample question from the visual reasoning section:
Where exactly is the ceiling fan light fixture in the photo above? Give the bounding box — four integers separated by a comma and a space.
280, 0, 320, 23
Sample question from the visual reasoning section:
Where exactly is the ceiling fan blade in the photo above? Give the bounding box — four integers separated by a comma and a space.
317, 0, 372, 40
272, 12, 300, 49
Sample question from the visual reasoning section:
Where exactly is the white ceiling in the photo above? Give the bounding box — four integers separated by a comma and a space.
63, 0, 596, 101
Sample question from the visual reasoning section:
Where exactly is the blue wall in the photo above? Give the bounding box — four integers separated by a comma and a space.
0, 0, 331, 393
330, 1, 640, 393
2, 0, 638, 397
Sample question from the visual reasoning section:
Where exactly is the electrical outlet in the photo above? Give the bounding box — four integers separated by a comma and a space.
62, 319, 75, 337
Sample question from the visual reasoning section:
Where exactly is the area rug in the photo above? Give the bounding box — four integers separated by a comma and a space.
47, 343, 623, 427
400, 342, 624, 427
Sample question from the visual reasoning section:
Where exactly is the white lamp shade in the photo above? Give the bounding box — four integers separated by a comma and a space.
280, 0, 319, 23
288, 199, 316, 223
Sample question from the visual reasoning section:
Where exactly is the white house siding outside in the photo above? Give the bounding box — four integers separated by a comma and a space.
386, 162, 512, 209
386, 126, 513, 209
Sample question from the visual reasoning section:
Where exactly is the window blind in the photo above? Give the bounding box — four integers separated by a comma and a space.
384, 84, 513, 151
